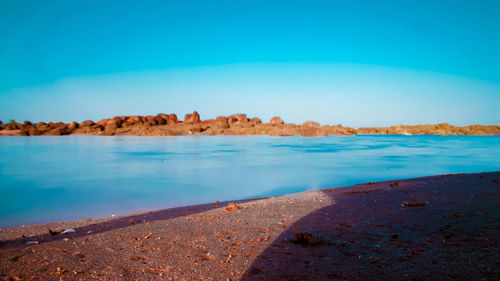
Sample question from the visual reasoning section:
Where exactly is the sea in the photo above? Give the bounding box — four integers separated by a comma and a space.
1, 135, 499, 228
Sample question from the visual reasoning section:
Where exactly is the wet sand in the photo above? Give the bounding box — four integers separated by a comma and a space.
1, 172, 499, 280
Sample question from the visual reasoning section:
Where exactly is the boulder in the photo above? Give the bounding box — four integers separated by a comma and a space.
96, 118, 112, 127
102, 118, 123, 130
112, 117, 125, 125
154, 114, 167, 125
215, 116, 229, 123
207, 116, 230, 129
122, 116, 143, 127
166, 114, 180, 125
249, 117, 262, 125
27, 127, 42, 136
19, 123, 33, 135
4, 121, 20, 130
52, 122, 67, 129
184, 111, 200, 124
81, 120, 95, 127
156, 113, 169, 123
44, 126, 71, 135
104, 122, 119, 135
228, 114, 248, 124
299, 122, 327, 137
327, 125, 356, 136
67, 121, 79, 130
93, 124, 105, 131
37, 124, 50, 133
188, 125, 203, 134
20, 122, 33, 130
302, 121, 320, 127
269, 127, 296, 136
143, 115, 158, 126
5, 121, 20, 130
270, 117, 284, 126
35, 122, 46, 128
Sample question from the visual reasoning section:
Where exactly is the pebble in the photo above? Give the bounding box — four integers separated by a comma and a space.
61, 228, 76, 234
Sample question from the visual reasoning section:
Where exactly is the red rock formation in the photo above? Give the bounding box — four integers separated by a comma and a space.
299, 121, 327, 137
184, 111, 200, 124
302, 121, 320, 127
67, 121, 79, 130
203, 116, 230, 131
4, 121, 20, 130
269, 125, 297, 136
228, 114, 248, 124
270, 117, 284, 126
104, 118, 123, 135
214, 116, 229, 124
248, 117, 262, 127
81, 120, 95, 127
1, 112, 499, 137
43, 122, 72, 135
122, 116, 143, 127
166, 114, 180, 125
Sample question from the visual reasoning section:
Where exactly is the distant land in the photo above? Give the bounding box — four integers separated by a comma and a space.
1, 112, 499, 137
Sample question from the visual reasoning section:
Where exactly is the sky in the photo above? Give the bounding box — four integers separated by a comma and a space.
0, 0, 499, 126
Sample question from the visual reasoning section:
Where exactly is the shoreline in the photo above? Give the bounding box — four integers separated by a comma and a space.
0, 171, 495, 233
0, 171, 498, 233
1, 172, 499, 280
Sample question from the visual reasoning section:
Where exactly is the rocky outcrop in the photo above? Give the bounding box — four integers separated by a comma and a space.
122, 116, 142, 127
249, 117, 262, 125
19, 121, 42, 136
325, 125, 356, 136
270, 117, 284, 126
154, 113, 179, 126
228, 114, 248, 125
43, 122, 72, 135
1, 113, 499, 137
166, 114, 180, 125
299, 121, 327, 137
3, 121, 20, 130
355, 123, 500, 136
14, 121, 77, 136
81, 120, 95, 127
184, 111, 200, 124
269, 125, 298, 136
67, 121, 79, 130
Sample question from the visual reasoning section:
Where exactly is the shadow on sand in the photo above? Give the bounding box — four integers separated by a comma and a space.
242, 172, 499, 280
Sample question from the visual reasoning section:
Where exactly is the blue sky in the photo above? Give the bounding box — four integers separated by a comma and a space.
0, 0, 499, 126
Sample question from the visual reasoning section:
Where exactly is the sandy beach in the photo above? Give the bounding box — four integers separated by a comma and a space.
1, 172, 498, 280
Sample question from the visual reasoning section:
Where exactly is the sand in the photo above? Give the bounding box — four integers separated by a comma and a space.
1, 172, 499, 280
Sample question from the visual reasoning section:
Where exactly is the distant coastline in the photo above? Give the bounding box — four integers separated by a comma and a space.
1, 111, 499, 137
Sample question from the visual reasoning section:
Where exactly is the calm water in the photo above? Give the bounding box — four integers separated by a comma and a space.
1, 135, 499, 227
